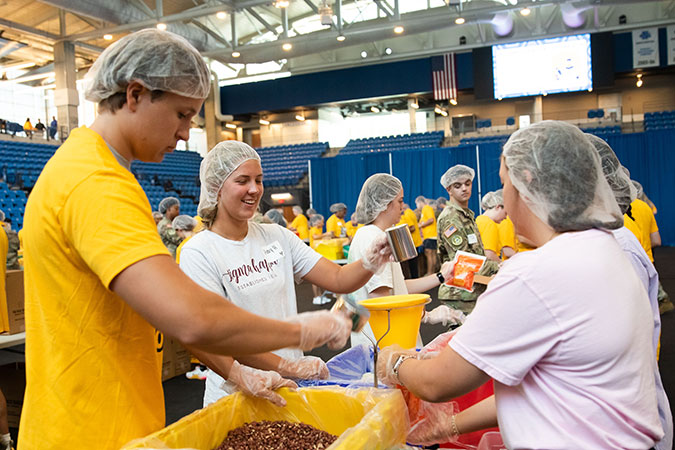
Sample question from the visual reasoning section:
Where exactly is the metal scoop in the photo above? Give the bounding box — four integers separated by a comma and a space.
331, 293, 370, 333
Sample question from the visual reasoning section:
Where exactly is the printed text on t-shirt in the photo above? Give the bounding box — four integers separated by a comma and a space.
224, 257, 280, 284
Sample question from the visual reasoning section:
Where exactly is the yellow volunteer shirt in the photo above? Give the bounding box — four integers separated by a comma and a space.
631, 198, 658, 262
20, 127, 170, 450
175, 234, 193, 264
476, 215, 501, 256
402, 208, 423, 247
624, 213, 646, 251
289, 213, 309, 241
309, 225, 323, 248
346, 221, 363, 239
419, 204, 437, 239
497, 216, 517, 259
326, 213, 346, 238
193, 215, 204, 233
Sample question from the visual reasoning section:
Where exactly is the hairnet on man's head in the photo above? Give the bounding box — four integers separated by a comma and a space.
309, 214, 324, 226
292, 205, 303, 215
415, 195, 426, 204
197, 141, 260, 218
481, 190, 504, 211
329, 203, 347, 213
502, 120, 622, 232
159, 196, 180, 215
585, 133, 636, 215
264, 209, 287, 227
172, 214, 197, 231
84, 29, 210, 103
440, 164, 475, 189
632, 180, 644, 199
355, 173, 403, 225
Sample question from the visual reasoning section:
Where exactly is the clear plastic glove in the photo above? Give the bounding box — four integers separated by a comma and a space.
419, 330, 457, 359
227, 360, 297, 407
375, 344, 418, 387
407, 399, 461, 446
422, 305, 466, 326
276, 356, 329, 380
439, 260, 454, 281
287, 310, 352, 351
362, 234, 395, 273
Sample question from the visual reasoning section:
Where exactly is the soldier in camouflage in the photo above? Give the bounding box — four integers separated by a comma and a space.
0, 210, 19, 270
157, 196, 183, 259
437, 164, 499, 314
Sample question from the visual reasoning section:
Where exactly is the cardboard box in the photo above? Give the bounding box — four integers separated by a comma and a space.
0, 362, 26, 428
161, 337, 191, 381
1, 270, 25, 334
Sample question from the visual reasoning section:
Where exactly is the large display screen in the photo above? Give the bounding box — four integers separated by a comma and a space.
492, 34, 592, 99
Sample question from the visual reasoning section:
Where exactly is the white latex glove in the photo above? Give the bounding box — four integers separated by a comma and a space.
276, 356, 330, 380
375, 344, 418, 387
407, 400, 461, 446
439, 261, 454, 282
287, 310, 352, 351
227, 360, 297, 407
361, 234, 395, 272
422, 305, 466, 326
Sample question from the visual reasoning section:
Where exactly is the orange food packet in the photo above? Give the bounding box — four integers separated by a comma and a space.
446, 251, 486, 292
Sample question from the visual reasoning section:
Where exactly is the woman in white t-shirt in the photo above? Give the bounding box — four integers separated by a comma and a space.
179, 141, 392, 407
348, 173, 460, 348
377, 121, 664, 449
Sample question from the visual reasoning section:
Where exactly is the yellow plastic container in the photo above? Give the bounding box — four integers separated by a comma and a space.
315, 238, 346, 260
360, 294, 431, 349
122, 387, 408, 450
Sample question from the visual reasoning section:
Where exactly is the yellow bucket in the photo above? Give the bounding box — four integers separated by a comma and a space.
359, 294, 430, 349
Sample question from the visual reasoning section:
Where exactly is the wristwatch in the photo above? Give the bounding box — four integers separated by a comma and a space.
392, 354, 416, 384
436, 271, 445, 284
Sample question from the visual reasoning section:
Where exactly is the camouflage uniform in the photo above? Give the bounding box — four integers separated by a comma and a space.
5, 227, 20, 269
157, 217, 182, 259
437, 202, 500, 314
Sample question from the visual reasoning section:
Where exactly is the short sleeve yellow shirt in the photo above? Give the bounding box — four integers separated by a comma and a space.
19, 127, 170, 450
631, 199, 658, 262
346, 221, 363, 239
476, 215, 501, 255
289, 213, 309, 241
309, 225, 323, 248
497, 216, 517, 258
402, 208, 423, 247
419, 205, 437, 239
326, 214, 346, 238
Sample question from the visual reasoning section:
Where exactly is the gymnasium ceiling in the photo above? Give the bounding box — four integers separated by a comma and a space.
0, 0, 674, 87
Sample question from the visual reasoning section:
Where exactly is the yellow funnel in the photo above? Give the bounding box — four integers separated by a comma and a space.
359, 294, 430, 349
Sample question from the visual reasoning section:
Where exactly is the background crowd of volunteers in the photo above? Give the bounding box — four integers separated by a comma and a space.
4, 27, 671, 450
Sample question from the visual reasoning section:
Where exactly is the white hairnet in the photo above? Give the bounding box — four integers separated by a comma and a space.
585, 134, 637, 215
502, 120, 623, 232
481, 190, 504, 210
198, 141, 260, 218
355, 173, 403, 225
85, 29, 210, 103
292, 205, 303, 215
159, 196, 180, 215
264, 209, 287, 227
309, 214, 324, 226
440, 164, 475, 189
632, 180, 644, 199
172, 214, 197, 231
306, 208, 317, 216
0, 209, 4, 222
329, 203, 347, 213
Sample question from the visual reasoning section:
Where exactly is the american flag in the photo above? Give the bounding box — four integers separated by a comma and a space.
431, 53, 457, 101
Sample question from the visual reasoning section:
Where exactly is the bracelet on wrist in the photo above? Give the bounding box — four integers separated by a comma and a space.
450, 414, 461, 437
436, 271, 445, 284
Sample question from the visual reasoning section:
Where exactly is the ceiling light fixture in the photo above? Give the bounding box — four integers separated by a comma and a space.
360, 50, 368, 58
370, 105, 380, 113
295, 113, 306, 121
393, 25, 404, 34
336, 34, 346, 42
449, 98, 458, 106
636, 73, 643, 87
434, 105, 442, 114
216, 11, 227, 20
385, 47, 393, 55
103, 34, 113, 41
520, 7, 531, 16
410, 100, 419, 109
156, 23, 167, 30
282, 42, 293, 51
455, 17, 465, 25
259, 118, 270, 125
231, 50, 241, 58
225, 123, 237, 129
274, 0, 290, 8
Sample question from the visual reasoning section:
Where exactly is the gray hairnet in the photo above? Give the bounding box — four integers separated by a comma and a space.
481, 190, 504, 210
440, 164, 475, 189
585, 134, 636, 215
309, 214, 324, 226
632, 180, 644, 199
292, 205, 303, 215
0, 209, 4, 222
415, 196, 426, 205
198, 141, 261, 218
306, 208, 317, 216
172, 214, 197, 231
152, 211, 163, 221
264, 209, 287, 227
84, 29, 210, 103
329, 203, 347, 213
503, 121, 622, 232
159, 196, 180, 215
355, 173, 403, 225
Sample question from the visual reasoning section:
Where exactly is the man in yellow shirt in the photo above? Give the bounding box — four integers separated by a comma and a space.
19, 29, 354, 450
345, 212, 363, 241
416, 196, 438, 275
475, 190, 507, 262
397, 204, 423, 278
288, 205, 310, 243
326, 202, 347, 238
